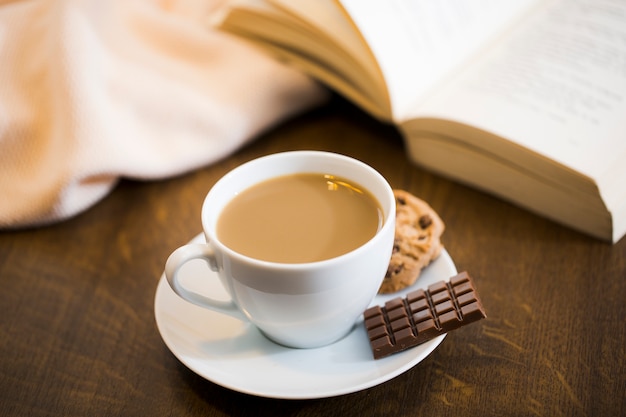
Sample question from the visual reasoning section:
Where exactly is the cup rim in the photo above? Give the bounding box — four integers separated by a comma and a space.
201, 150, 396, 269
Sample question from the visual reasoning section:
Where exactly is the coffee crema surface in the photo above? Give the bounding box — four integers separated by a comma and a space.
217, 173, 383, 263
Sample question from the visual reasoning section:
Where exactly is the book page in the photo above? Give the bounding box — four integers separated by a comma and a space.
268, 0, 376, 75
339, 0, 538, 120
220, 0, 390, 117
268, 0, 389, 113
409, 0, 626, 186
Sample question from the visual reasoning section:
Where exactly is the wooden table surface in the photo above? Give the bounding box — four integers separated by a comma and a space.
1, 97, 625, 417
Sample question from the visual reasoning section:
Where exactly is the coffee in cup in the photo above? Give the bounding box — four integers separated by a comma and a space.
217, 172, 383, 263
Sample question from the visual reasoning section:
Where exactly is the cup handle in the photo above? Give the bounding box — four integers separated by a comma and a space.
165, 243, 247, 321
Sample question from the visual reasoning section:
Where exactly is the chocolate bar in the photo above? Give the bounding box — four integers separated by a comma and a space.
364, 271, 486, 359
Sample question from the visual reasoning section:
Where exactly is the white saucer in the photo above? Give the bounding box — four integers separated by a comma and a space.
154, 233, 457, 399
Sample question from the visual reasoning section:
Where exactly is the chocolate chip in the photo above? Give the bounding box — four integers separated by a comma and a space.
418, 215, 432, 229
386, 263, 404, 278
392, 238, 402, 254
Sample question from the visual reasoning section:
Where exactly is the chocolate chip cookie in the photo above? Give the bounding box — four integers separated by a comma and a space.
379, 190, 445, 293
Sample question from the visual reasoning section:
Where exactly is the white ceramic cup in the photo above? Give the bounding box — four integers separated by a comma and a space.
165, 151, 396, 348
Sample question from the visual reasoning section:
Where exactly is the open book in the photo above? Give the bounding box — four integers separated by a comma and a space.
216, 0, 626, 243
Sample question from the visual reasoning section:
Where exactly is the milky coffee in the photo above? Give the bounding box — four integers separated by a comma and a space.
217, 173, 383, 263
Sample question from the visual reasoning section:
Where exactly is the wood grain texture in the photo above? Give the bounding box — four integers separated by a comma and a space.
1, 96, 624, 417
